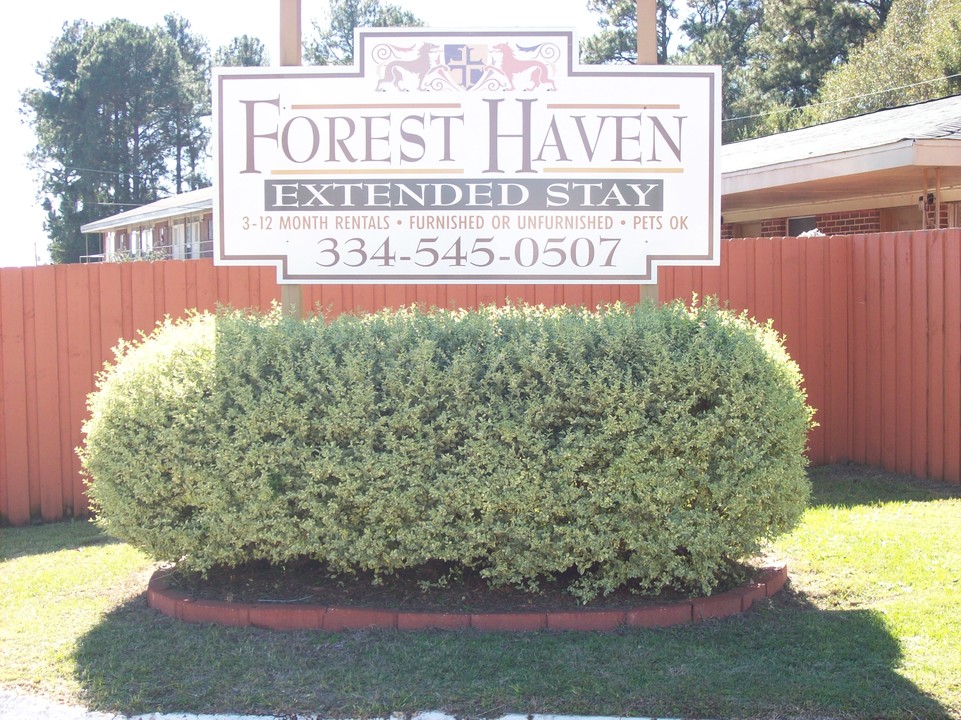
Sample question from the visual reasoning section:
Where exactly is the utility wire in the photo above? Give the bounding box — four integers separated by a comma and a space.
38, 165, 167, 181
724, 71, 961, 123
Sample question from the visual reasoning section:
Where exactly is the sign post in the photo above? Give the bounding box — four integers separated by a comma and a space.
636, 0, 658, 65
279, 0, 305, 318
637, 0, 659, 303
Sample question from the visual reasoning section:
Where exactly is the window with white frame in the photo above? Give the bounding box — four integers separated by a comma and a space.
187, 220, 201, 259
172, 223, 186, 259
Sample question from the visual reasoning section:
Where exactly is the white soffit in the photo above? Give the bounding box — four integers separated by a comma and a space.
722, 138, 961, 195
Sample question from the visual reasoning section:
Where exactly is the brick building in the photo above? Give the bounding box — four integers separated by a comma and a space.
722, 94, 961, 238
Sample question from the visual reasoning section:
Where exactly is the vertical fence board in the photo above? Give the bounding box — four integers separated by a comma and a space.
215, 266, 233, 309
417, 285, 438, 309
228, 267, 252, 311
31, 267, 64, 522
778, 237, 803, 367
743, 239, 757, 314
826, 235, 850, 463
849, 235, 868, 464
943, 233, 961, 484
54, 266, 76, 516
372, 285, 387, 313
117, 264, 132, 341
247, 267, 263, 312
533, 284, 554, 306
302, 285, 322, 316
926, 233, 946, 481
659, 268, 676, 303
97, 264, 124, 362
726, 239, 750, 314
802, 237, 827, 465
21, 270, 41, 518
910, 232, 930, 478
590, 284, 614, 307
754, 239, 776, 324
0, 274, 6, 523
700, 261, 722, 303
162, 262, 189, 319
319, 285, 346, 318
131, 262, 157, 338
895, 232, 914, 474
579, 283, 592, 307
65, 265, 94, 516
444, 285, 467, 310
671, 267, 695, 305
260, 267, 280, 311
1, 270, 31, 524
351, 285, 376, 314
384, 284, 408, 311
879, 234, 899, 472
864, 235, 883, 467
150, 263, 166, 322
184, 261, 199, 312
475, 284, 499, 306
194, 260, 220, 312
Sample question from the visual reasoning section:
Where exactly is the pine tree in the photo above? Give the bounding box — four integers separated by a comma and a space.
304, 0, 422, 66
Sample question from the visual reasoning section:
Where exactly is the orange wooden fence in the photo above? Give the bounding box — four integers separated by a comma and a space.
1, 230, 958, 525
659, 231, 961, 486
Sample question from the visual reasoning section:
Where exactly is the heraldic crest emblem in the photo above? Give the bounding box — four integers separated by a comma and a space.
373, 40, 561, 92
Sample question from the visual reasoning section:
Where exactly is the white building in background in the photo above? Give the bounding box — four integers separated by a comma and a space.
80, 187, 212, 262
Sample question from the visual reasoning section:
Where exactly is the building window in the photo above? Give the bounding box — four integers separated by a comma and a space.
172, 223, 186, 260
187, 221, 201, 259
788, 216, 818, 236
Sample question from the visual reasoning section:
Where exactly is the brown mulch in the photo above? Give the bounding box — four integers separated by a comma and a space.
167, 558, 757, 613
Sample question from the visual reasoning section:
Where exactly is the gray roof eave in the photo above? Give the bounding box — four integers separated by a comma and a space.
80, 188, 212, 234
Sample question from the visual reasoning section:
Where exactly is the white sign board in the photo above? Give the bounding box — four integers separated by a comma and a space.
213, 29, 720, 284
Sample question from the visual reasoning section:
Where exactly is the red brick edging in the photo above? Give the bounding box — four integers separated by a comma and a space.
146, 564, 788, 631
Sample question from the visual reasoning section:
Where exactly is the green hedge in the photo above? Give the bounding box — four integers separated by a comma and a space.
82, 301, 813, 601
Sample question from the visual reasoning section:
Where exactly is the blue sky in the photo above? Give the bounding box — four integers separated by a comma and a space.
1, 0, 599, 266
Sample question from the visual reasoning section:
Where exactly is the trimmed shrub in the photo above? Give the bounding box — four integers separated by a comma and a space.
81, 301, 813, 601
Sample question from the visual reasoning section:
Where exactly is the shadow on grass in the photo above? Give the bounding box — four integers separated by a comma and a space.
72, 586, 948, 719
809, 463, 961, 509
0, 520, 120, 562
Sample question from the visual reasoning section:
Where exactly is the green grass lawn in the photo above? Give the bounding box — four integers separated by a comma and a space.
1, 464, 959, 719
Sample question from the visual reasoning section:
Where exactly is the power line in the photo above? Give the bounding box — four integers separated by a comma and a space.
38, 165, 164, 181
723, 71, 961, 123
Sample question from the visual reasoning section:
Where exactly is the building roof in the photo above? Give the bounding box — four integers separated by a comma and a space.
80, 187, 212, 234
722, 94, 961, 222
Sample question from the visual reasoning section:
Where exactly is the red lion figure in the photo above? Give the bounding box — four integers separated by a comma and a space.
491, 43, 557, 91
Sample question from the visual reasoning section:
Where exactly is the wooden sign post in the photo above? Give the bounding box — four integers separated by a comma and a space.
279, 0, 305, 318
637, 0, 659, 304
636, 0, 658, 65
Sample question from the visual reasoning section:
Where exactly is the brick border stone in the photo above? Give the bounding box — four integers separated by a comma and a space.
147, 563, 788, 632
